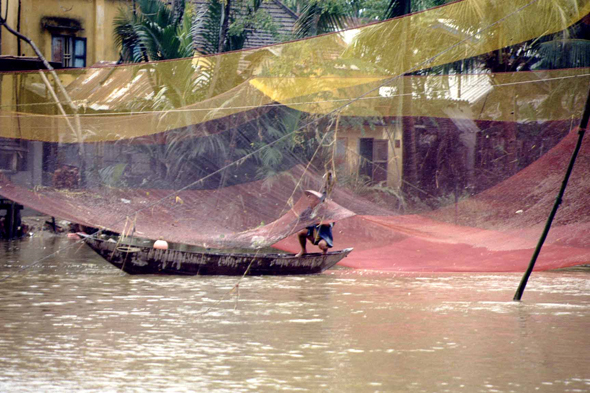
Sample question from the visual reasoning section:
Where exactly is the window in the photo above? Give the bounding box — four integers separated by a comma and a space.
52, 36, 86, 68
0, 150, 18, 172
0, 142, 28, 172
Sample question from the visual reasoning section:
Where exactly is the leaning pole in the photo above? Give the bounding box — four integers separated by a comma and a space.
513, 84, 590, 301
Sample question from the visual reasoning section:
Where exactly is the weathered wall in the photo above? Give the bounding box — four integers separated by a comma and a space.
1, 0, 127, 65
336, 123, 403, 189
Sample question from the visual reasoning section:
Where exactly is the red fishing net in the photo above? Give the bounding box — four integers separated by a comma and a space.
2, 0, 590, 271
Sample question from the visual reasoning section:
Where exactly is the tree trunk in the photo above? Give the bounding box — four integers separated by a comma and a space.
218, 0, 231, 53
393, 1, 417, 193
402, 115, 418, 189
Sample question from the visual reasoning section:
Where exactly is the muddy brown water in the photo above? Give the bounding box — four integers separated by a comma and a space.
1, 235, 590, 392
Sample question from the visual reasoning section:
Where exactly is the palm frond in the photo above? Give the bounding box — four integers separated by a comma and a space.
533, 39, 590, 70
294, 0, 351, 38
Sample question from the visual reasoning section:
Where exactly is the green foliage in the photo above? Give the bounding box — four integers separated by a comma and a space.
98, 163, 128, 188
354, 0, 390, 20
197, 0, 223, 54
237, 109, 306, 184
114, 0, 280, 59
292, 0, 456, 38
194, 0, 281, 54
385, 0, 451, 19
533, 39, 590, 70
114, 0, 197, 62
294, 0, 352, 38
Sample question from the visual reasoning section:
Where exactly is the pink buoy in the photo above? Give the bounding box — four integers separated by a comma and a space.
153, 239, 168, 250
67, 233, 81, 240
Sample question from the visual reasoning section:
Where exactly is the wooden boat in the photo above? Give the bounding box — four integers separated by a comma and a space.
81, 234, 353, 275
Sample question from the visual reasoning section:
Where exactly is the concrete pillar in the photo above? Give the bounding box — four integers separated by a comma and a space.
31, 141, 43, 187
94, 0, 106, 64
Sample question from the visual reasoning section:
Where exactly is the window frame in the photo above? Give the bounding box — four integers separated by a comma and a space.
51, 35, 87, 68
359, 137, 388, 184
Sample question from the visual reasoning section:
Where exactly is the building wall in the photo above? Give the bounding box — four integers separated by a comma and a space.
336, 122, 403, 189
0, 0, 20, 56
0, 0, 127, 65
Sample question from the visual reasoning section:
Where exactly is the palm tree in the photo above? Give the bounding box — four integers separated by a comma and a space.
194, 0, 274, 55
114, 0, 196, 62
293, 0, 352, 38
115, 0, 278, 60
111, 0, 289, 189
293, 0, 455, 39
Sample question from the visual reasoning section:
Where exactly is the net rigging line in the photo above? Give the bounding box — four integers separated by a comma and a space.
3, 71, 589, 115
0, 0, 556, 280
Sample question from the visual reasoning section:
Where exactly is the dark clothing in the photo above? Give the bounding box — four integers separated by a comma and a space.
306, 223, 334, 248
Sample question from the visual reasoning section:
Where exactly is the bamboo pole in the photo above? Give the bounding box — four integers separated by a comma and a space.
513, 83, 590, 301
0, 16, 83, 141
38, 70, 79, 137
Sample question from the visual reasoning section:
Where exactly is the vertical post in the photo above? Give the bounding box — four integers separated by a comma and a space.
16, 0, 21, 55
0, 0, 3, 53
95, 0, 106, 65
513, 84, 590, 301
6, 201, 14, 239
393, 1, 416, 194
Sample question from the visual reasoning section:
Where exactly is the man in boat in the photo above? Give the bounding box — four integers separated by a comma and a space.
294, 221, 334, 257
294, 188, 335, 257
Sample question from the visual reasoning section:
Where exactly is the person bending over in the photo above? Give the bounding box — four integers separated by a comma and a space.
295, 221, 334, 257
294, 189, 334, 257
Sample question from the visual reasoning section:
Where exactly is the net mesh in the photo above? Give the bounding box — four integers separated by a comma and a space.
1, 0, 590, 271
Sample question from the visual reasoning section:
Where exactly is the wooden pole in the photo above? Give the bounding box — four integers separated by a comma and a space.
513, 84, 590, 301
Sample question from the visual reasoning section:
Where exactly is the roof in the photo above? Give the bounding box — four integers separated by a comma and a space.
0, 56, 63, 71
191, 0, 298, 51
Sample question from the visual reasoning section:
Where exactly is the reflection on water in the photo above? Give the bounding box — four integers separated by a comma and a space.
1, 236, 590, 392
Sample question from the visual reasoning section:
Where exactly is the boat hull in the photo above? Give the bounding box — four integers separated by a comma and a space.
82, 236, 353, 275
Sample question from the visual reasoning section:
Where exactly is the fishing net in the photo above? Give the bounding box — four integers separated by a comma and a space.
2, 0, 590, 271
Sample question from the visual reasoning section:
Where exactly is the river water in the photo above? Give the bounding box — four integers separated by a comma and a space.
1, 235, 590, 393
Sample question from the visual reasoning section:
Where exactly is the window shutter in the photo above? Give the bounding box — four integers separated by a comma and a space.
73, 38, 87, 68
51, 36, 65, 66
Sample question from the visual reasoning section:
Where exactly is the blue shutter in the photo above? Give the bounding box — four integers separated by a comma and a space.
73, 38, 87, 68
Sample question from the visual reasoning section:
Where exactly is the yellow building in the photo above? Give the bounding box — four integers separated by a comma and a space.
0, 0, 128, 67
0, 0, 130, 184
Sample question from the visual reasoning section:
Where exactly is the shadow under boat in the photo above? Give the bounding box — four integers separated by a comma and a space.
78, 233, 353, 276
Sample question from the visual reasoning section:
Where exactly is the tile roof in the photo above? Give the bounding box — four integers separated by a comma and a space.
191, 0, 298, 51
